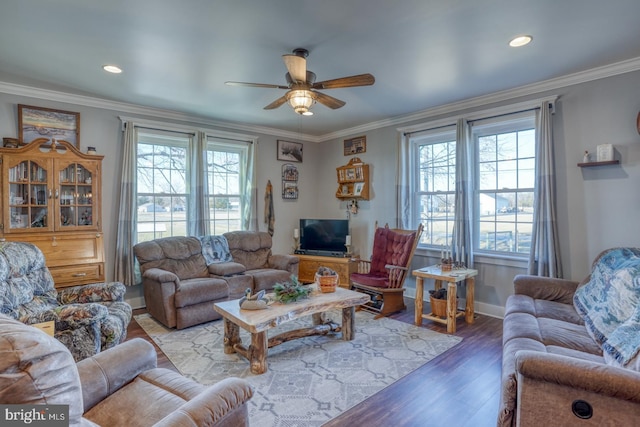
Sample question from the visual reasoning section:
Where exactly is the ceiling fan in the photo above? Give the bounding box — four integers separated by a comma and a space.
225, 48, 375, 116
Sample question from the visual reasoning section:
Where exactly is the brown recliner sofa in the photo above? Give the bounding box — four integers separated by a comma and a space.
0, 314, 253, 427
499, 247, 640, 427
134, 232, 298, 329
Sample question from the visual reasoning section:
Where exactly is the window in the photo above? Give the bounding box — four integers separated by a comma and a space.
472, 115, 535, 254
413, 128, 457, 247
410, 112, 536, 256
136, 131, 190, 242
206, 139, 246, 234
134, 129, 253, 244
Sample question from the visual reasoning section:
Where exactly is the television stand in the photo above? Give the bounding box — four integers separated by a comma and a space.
295, 254, 357, 288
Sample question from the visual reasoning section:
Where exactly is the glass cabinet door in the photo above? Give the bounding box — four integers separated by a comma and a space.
58, 162, 95, 228
8, 160, 49, 230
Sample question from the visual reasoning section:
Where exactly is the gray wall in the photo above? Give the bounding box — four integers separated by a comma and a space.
1, 69, 639, 315
313, 70, 640, 316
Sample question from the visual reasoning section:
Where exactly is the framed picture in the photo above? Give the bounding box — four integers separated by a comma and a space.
354, 182, 364, 196
344, 135, 366, 156
277, 140, 303, 162
281, 163, 299, 181
18, 104, 80, 147
282, 182, 298, 199
345, 168, 356, 180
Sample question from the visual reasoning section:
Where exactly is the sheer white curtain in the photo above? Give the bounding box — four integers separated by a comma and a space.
114, 121, 138, 286
452, 118, 474, 268
242, 140, 258, 231
188, 131, 209, 236
528, 101, 563, 277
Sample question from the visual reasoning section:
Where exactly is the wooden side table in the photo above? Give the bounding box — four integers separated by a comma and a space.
412, 266, 478, 334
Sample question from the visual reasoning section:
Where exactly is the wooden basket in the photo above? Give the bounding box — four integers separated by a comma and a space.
315, 273, 339, 293
430, 296, 447, 318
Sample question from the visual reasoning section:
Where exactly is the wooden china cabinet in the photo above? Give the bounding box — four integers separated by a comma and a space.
0, 139, 104, 288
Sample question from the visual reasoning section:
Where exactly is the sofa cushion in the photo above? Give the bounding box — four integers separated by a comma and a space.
174, 278, 228, 308
505, 294, 584, 325
208, 262, 246, 277
134, 237, 209, 280
0, 314, 85, 425
246, 269, 292, 293
225, 231, 272, 271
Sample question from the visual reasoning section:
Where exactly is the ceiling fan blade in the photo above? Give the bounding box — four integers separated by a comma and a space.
313, 91, 346, 109
312, 73, 375, 90
225, 81, 288, 89
264, 95, 288, 110
282, 54, 307, 83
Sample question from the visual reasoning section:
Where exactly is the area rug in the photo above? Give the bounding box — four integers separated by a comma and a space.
135, 310, 462, 427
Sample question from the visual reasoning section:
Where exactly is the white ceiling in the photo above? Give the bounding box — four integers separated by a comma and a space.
1, 0, 640, 139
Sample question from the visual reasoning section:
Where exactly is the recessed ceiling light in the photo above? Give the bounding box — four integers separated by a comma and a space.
509, 35, 532, 47
102, 64, 122, 74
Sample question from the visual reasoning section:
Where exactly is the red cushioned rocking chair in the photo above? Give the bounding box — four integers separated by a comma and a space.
350, 222, 423, 319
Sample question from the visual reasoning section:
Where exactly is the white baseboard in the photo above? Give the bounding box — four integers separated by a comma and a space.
404, 288, 504, 319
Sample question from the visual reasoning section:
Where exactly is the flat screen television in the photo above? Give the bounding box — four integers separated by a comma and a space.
299, 218, 349, 256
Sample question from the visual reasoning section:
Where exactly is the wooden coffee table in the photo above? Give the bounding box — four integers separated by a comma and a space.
213, 287, 370, 374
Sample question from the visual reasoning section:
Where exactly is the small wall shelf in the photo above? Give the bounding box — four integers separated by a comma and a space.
577, 160, 620, 168
336, 157, 370, 200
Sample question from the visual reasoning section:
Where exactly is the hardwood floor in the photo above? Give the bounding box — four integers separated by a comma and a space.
127, 299, 503, 427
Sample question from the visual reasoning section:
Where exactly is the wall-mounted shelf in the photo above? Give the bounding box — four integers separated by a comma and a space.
336, 157, 370, 200
577, 160, 620, 168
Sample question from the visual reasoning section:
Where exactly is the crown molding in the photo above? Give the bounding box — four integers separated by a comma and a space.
0, 81, 321, 143
1, 56, 640, 144
317, 56, 640, 141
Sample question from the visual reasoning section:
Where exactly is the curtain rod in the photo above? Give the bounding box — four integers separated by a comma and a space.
404, 122, 456, 137
401, 96, 557, 136
132, 123, 196, 137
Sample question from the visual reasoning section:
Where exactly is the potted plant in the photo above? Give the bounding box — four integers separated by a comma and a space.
273, 276, 311, 304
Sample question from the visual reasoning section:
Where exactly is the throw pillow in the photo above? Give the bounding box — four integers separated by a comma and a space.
198, 235, 233, 265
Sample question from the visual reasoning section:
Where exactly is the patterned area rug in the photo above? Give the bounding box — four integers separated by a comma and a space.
135, 310, 462, 427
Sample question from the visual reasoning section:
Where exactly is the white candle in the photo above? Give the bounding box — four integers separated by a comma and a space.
293, 228, 299, 239
441, 246, 445, 259
456, 246, 460, 262
345, 235, 351, 246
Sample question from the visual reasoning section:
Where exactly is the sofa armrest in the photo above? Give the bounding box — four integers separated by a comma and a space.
515, 350, 640, 425
513, 274, 579, 304
22, 303, 109, 328
152, 377, 253, 427
143, 268, 180, 284
57, 281, 127, 304
268, 254, 299, 272
77, 338, 158, 412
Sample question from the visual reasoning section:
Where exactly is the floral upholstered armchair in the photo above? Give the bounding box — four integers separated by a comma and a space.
0, 241, 131, 361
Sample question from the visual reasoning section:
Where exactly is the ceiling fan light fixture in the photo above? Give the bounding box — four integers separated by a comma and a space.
286, 89, 316, 115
